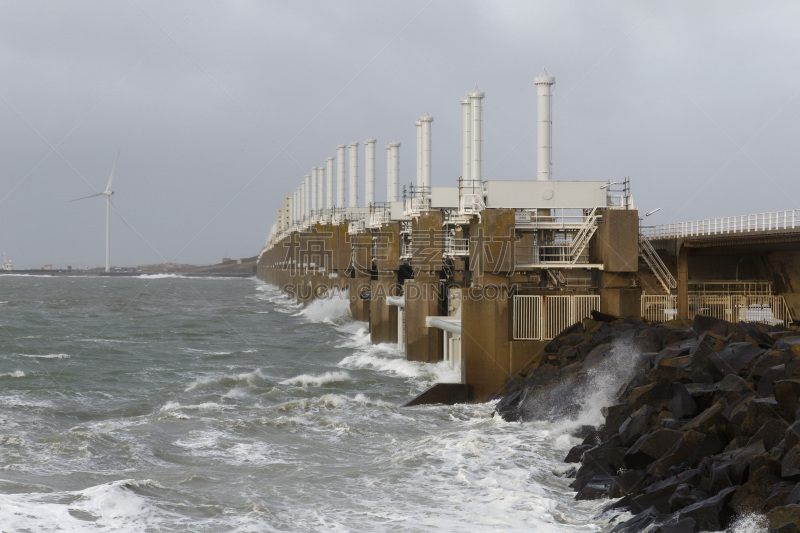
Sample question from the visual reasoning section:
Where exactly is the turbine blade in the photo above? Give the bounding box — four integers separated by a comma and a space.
106, 151, 120, 192
70, 192, 104, 202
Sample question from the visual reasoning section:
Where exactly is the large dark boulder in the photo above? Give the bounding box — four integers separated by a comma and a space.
672, 382, 698, 419
747, 418, 789, 451
757, 364, 789, 398
631, 468, 703, 514
689, 332, 728, 383
625, 429, 684, 469
741, 398, 782, 437
709, 342, 764, 377
677, 485, 738, 531
766, 505, 800, 532
774, 379, 800, 421
609, 469, 646, 498
575, 474, 614, 500
543, 321, 585, 353
628, 379, 673, 411
619, 405, 657, 446
610, 506, 661, 533
650, 355, 693, 383
729, 321, 776, 348
647, 429, 725, 476
782, 444, 800, 479
693, 315, 736, 338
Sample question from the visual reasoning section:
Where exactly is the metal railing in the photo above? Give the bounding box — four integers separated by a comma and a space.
642, 209, 800, 240
691, 281, 773, 296
444, 237, 470, 256
569, 207, 599, 261
641, 294, 793, 326
513, 294, 600, 340
368, 204, 390, 227
459, 192, 485, 216
639, 234, 677, 294
347, 218, 366, 234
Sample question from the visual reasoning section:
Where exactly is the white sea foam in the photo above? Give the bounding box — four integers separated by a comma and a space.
0, 479, 177, 532
727, 513, 769, 533
280, 370, 352, 387
184, 368, 265, 391
0, 370, 25, 378
338, 344, 461, 386
296, 290, 352, 324
519, 334, 641, 433
18, 352, 70, 359
137, 273, 183, 279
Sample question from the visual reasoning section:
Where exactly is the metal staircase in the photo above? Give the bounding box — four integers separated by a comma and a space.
569, 207, 600, 263
639, 234, 677, 294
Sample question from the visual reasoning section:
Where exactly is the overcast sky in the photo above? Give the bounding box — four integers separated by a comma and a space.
1, 1, 798, 268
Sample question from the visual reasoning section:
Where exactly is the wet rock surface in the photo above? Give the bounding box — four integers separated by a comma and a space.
496, 313, 800, 532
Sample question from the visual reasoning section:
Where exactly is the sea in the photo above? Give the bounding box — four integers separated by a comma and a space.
0, 275, 768, 532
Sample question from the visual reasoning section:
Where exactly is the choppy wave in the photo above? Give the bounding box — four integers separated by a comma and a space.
296, 290, 352, 324
0, 479, 177, 532
0, 370, 25, 378
17, 353, 70, 359
280, 370, 352, 387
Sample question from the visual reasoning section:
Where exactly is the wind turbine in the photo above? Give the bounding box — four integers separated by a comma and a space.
71, 153, 119, 273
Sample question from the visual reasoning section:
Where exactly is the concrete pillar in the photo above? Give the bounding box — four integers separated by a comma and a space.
678, 241, 689, 319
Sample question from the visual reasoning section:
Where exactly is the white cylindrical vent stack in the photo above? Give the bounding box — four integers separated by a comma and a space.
289, 194, 294, 226
390, 141, 400, 201
326, 157, 334, 210
317, 167, 324, 213
299, 183, 304, 222
311, 169, 318, 217
294, 188, 299, 224
348, 142, 359, 207
415, 121, 422, 188
469, 91, 484, 187
461, 98, 471, 187
336, 145, 345, 207
385, 144, 393, 203
535, 69, 555, 181
365, 138, 376, 206
420, 116, 433, 190
304, 174, 311, 220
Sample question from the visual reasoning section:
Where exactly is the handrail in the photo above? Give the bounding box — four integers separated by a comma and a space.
569, 207, 599, 262
642, 209, 800, 240
639, 234, 677, 294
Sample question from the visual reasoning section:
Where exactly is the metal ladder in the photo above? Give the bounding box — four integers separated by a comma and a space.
639, 234, 677, 294
569, 207, 600, 263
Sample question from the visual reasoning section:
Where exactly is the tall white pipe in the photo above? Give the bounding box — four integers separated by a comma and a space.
415, 121, 422, 188
289, 194, 294, 226
420, 116, 433, 190
348, 142, 359, 207
469, 91, 484, 187
317, 167, 324, 213
304, 174, 311, 220
365, 138, 376, 206
390, 141, 400, 201
461, 98, 471, 187
311, 168, 318, 217
326, 157, 334, 210
298, 185, 303, 223
336, 145, 345, 207
535, 69, 555, 181
386, 144, 393, 203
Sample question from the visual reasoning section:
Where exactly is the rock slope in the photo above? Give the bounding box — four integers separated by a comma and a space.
496, 312, 800, 532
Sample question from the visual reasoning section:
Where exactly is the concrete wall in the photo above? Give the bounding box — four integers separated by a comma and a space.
590, 209, 639, 272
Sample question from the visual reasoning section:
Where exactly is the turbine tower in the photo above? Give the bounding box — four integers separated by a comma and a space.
71, 153, 119, 273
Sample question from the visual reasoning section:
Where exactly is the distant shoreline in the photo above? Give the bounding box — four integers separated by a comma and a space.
0, 270, 253, 278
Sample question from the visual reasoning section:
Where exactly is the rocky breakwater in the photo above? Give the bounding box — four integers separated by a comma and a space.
496, 312, 800, 532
